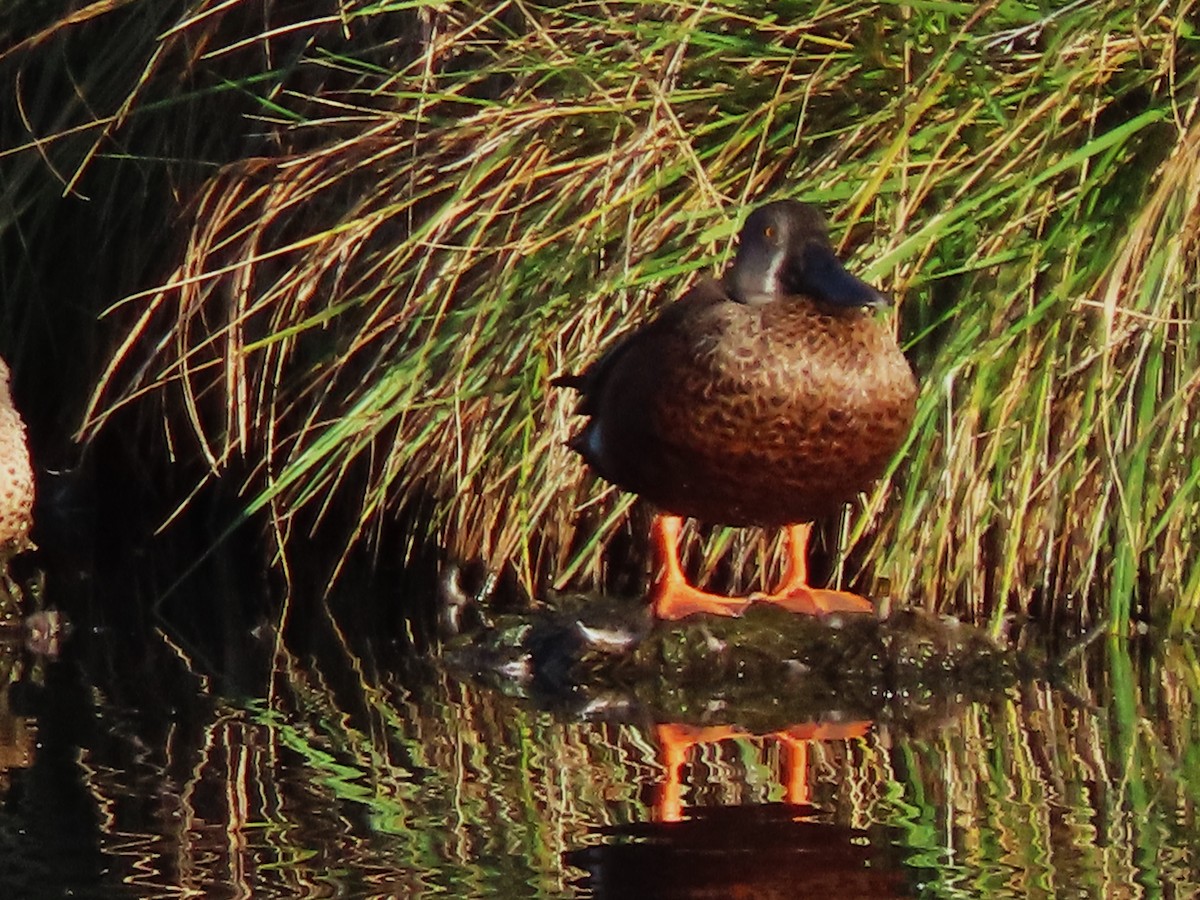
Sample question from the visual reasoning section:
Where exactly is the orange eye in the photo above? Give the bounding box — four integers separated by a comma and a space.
764, 226, 776, 239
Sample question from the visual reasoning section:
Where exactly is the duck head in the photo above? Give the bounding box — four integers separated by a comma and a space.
727, 200, 887, 309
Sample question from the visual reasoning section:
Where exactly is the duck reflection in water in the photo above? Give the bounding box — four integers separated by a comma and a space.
566, 719, 912, 899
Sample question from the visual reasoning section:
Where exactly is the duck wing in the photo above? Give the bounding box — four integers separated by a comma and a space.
553, 277, 729, 415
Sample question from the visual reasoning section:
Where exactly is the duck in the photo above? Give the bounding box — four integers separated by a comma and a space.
555, 199, 917, 620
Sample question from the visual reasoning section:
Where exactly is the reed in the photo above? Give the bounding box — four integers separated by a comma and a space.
6, 1, 1199, 632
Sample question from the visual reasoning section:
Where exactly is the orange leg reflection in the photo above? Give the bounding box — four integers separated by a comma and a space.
655, 724, 742, 822
773, 721, 873, 806
653, 720, 872, 822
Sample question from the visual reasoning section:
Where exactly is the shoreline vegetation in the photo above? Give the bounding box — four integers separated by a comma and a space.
2, 1, 1199, 636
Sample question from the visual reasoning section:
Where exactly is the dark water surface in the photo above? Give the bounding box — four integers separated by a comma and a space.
1, 553, 1198, 899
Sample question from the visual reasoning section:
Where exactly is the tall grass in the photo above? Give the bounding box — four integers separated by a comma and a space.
6, 1, 1200, 632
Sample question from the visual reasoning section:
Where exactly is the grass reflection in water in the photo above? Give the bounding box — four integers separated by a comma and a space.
6, 626, 1193, 898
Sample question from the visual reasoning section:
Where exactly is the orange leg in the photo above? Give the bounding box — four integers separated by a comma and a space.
650, 514, 751, 620
753, 523, 875, 616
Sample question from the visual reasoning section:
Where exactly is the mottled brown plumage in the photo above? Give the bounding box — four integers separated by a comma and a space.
569, 281, 915, 527
557, 200, 917, 619
0, 359, 33, 588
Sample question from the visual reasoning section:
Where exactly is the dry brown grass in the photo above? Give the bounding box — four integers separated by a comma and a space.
3, 0, 1193, 631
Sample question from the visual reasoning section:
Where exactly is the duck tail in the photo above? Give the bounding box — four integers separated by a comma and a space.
550, 372, 586, 391
565, 424, 611, 480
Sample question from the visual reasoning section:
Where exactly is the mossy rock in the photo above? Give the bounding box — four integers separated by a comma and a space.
444, 593, 1028, 730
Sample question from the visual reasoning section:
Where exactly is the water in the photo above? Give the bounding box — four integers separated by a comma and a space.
1, 559, 1198, 898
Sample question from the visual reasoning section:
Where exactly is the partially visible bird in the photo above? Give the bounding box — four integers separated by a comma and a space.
555, 200, 916, 620
0, 359, 34, 594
